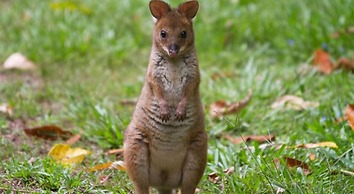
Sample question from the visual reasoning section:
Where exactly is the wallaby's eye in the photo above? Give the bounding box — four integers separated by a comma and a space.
160, 30, 167, 38
180, 30, 187, 38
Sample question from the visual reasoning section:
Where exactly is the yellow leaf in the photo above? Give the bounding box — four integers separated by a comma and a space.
88, 161, 126, 172
295, 141, 338, 149
111, 161, 126, 171
48, 144, 91, 165
88, 162, 113, 172
49, 2, 92, 15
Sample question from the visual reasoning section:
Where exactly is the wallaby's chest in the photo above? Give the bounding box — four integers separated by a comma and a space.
156, 62, 189, 89
151, 54, 196, 99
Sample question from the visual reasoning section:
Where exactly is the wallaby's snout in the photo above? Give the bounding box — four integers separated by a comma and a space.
168, 44, 180, 57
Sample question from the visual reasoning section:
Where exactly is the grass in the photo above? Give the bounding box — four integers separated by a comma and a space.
1, 0, 354, 193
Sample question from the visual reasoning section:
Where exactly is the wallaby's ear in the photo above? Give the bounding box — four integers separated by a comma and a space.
149, 0, 171, 20
178, 1, 199, 20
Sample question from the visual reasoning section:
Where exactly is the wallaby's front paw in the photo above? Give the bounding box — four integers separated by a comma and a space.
159, 105, 171, 122
176, 98, 187, 121
175, 109, 186, 122
160, 111, 170, 122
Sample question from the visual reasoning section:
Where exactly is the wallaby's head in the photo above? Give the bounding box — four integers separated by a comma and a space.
149, 0, 199, 58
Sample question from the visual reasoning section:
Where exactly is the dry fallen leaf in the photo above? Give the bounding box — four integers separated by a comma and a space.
210, 90, 252, 119
99, 175, 111, 184
295, 141, 338, 149
106, 148, 124, 155
65, 129, 83, 145
274, 157, 311, 175
66, 134, 81, 145
24, 125, 73, 140
223, 167, 235, 175
276, 187, 286, 194
309, 153, 316, 161
337, 57, 354, 71
345, 104, 354, 130
48, 144, 91, 165
3, 53, 36, 70
223, 134, 275, 144
271, 95, 319, 110
313, 49, 334, 74
340, 169, 354, 177
0, 103, 13, 116
27, 157, 36, 165
88, 162, 114, 172
110, 161, 126, 171
208, 172, 220, 183
88, 161, 125, 172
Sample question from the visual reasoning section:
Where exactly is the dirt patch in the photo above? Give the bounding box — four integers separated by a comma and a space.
0, 71, 44, 90
2, 118, 53, 157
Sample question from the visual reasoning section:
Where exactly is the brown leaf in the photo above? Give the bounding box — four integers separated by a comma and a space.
223, 134, 275, 144
274, 157, 311, 175
208, 172, 220, 183
24, 125, 73, 140
106, 148, 124, 155
337, 57, 354, 71
345, 104, 354, 130
313, 49, 335, 74
210, 90, 252, 118
271, 95, 319, 110
66, 134, 81, 145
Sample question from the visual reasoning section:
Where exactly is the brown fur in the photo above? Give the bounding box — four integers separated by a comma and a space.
123, 1, 207, 194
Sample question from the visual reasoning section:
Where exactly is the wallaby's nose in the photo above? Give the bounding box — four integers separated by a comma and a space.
168, 44, 179, 56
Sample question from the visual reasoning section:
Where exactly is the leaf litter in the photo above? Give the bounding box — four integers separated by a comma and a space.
48, 144, 91, 165
24, 125, 73, 140
274, 157, 311, 175
209, 90, 252, 119
223, 134, 275, 144
345, 104, 354, 130
3, 53, 36, 71
271, 95, 319, 110
0, 103, 13, 117
312, 48, 354, 74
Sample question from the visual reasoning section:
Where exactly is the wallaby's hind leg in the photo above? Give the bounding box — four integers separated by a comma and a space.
124, 127, 150, 194
180, 132, 207, 194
